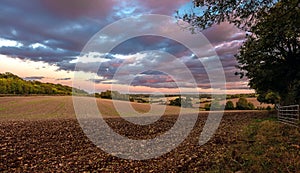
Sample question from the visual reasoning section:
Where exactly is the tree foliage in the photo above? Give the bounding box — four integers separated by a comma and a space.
236, 97, 254, 110
248, 102, 255, 110
0, 72, 87, 96
257, 91, 281, 104
225, 100, 235, 110
170, 97, 193, 108
203, 100, 223, 110
236, 0, 300, 105
178, 0, 278, 31
210, 100, 223, 110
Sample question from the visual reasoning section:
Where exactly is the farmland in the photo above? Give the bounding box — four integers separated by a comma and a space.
0, 96, 185, 120
0, 96, 299, 172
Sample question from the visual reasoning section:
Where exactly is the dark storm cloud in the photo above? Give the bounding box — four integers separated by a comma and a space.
56, 61, 76, 72
40, 0, 115, 19
0, 46, 77, 62
0, 0, 114, 68
110, 36, 190, 56
0, 0, 190, 72
0, 2, 93, 45
97, 59, 124, 78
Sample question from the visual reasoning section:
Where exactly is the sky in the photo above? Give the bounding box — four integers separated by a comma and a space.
0, 0, 254, 94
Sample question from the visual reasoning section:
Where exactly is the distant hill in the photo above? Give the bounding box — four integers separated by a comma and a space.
0, 72, 87, 96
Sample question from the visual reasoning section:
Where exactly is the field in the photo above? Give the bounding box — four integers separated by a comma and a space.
0, 96, 299, 172
0, 96, 185, 120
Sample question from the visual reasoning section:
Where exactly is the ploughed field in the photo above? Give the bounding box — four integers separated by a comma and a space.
0, 97, 299, 172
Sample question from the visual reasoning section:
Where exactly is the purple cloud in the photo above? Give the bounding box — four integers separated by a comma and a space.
0, 0, 250, 92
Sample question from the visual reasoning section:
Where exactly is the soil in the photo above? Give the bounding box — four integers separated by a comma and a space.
0, 111, 270, 172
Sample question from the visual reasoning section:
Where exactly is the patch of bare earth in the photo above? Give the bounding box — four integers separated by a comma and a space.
0, 111, 270, 172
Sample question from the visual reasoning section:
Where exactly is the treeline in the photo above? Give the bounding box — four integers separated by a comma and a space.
204, 98, 272, 111
169, 97, 193, 108
0, 72, 87, 95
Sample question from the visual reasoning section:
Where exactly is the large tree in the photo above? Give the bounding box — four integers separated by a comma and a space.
236, 0, 300, 105
179, 0, 300, 105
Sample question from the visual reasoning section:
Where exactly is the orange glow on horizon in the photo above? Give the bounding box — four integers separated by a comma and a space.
0, 55, 254, 94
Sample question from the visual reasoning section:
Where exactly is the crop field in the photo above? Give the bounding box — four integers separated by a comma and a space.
0, 96, 185, 120
0, 96, 299, 172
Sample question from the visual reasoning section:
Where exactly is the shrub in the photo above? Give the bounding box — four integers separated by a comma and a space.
170, 97, 193, 108
225, 101, 235, 110
210, 101, 222, 110
204, 103, 210, 111
236, 98, 249, 110
248, 102, 255, 110
170, 98, 181, 107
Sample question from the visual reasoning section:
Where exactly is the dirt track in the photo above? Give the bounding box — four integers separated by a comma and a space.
0, 111, 270, 172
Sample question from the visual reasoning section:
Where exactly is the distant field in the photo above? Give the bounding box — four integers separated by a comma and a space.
0, 96, 187, 120
0, 96, 75, 119
0, 96, 274, 120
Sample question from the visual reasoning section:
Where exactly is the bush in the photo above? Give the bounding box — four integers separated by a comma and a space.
236, 98, 250, 110
210, 101, 222, 110
170, 98, 181, 107
203, 101, 223, 111
248, 102, 255, 110
225, 101, 235, 110
204, 103, 210, 111
170, 97, 193, 108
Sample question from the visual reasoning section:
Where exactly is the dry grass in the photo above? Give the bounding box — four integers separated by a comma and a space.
209, 118, 300, 172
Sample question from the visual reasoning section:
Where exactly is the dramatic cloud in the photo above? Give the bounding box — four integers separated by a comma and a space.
202, 22, 246, 46
0, 0, 251, 93
40, 0, 115, 19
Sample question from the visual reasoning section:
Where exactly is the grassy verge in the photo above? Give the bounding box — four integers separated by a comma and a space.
210, 117, 300, 172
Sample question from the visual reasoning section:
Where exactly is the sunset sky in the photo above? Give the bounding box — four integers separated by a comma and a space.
0, 0, 254, 94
